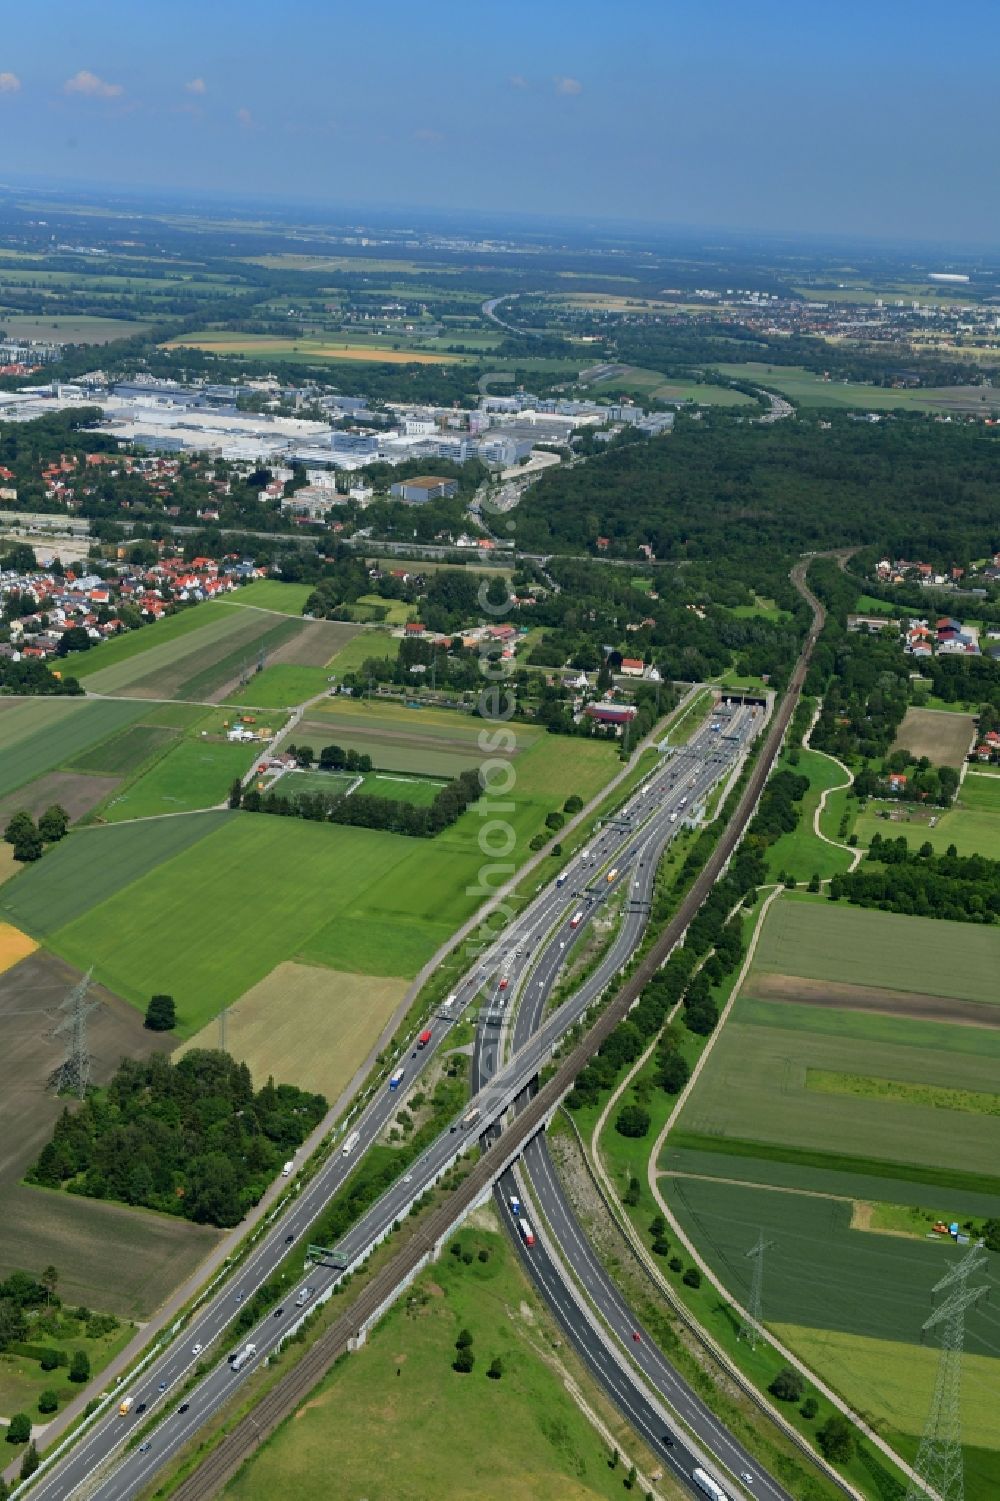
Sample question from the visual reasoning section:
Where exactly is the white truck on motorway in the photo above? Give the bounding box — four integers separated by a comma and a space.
341, 1130, 360, 1157
692, 1467, 728, 1501
229, 1342, 257, 1374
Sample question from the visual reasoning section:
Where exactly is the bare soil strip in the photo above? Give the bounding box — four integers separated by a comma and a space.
747, 972, 1000, 1028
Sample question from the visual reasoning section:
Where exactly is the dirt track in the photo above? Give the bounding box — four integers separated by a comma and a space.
748, 972, 1000, 1028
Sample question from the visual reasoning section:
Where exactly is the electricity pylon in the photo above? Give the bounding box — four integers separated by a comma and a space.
50, 967, 99, 1099
738, 1230, 774, 1351
905, 1242, 989, 1501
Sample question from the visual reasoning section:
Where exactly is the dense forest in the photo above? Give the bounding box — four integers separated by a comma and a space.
516, 411, 1000, 571
29, 1051, 326, 1227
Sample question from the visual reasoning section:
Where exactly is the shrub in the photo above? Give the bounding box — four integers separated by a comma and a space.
817, 1413, 854, 1462
69, 1349, 90, 1383
144, 994, 176, 1031
801, 1397, 818, 1420
453, 1347, 475, 1373
40, 1348, 60, 1371
37, 1390, 58, 1415
614, 1104, 651, 1139
487, 1357, 503, 1380
769, 1366, 804, 1403
682, 1266, 702, 1288
455, 1328, 473, 1350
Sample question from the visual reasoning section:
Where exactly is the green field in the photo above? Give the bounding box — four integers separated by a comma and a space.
356, 770, 448, 804
714, 363, 1000, 413
0, 698, 147, 797
41, 816, 482, 1027
764, 749, 855, 882
98, 738, 257, 821
663, 1176, 999, 1360
0, 812, 232, 935
232, 663, 331, 707
326, 630, 401, 675
223, 580, 312, 614
852, 775, 1000, 860
65, 722, 177, 776
224, 1221, 641, 1501
0, 314, 152, 343
68, 604, 252, 690
281, 769, 358, 801
750, 898, 1000, 1005
7, 729, 618, 1029
674, 1015, 1000, 1179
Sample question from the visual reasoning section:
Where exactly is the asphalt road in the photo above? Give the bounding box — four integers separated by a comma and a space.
35, 702, 755, 1501
469, 715, 790, 1500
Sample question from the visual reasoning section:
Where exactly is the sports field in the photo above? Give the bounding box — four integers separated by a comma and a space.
356, 770, 448, 804
891, 705, 975, 766
750, 898, 1000, 1005
282, 769, 358, 801
176, 963, 406, 1102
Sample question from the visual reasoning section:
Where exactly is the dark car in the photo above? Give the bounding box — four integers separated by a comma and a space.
285, 1234, 294, 1244
135, 1402, 147, 1415
662, 1434, 674, 1448
274, 1307, 284, 1318
177, 1403, 190, 1415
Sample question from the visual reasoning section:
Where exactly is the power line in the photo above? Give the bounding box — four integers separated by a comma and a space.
738, 1230, 774, 1351
49, 967, 99, 1099
905, 1242, 989, 1501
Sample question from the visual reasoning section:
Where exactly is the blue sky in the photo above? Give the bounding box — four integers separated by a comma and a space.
0, 0, 997, 243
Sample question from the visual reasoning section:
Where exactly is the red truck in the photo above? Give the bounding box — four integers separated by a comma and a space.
417, 1029, 433, 1049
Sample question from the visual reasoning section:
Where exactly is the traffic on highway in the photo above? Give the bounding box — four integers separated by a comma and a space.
32, 697, 763, 1501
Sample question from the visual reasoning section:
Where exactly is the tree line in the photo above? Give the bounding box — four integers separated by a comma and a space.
829, 834, 1000, 923
232, 766, 482, 839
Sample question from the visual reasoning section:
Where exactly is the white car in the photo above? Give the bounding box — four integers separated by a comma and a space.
740, 1475, 754, 1487
191, 1343, 203, 1356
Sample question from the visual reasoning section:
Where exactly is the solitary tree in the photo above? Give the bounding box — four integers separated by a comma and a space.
38, 805, 70, 843
487, 1357, 503, 1380
614, 1104, 651, 1139
40, 1265, 58, 1306
144, 994, 177, 1032
37, 1390, 58, 1415
69, 1350, 90, 1384
228, 778, 243, 809
769, 1366, 804, 1403
455, 1328, 473, 1350
452, 1346, 475, 1374
19, 1442, 39, 1480
5, 1413, 30, 1445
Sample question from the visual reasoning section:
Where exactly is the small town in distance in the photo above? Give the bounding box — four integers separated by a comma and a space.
0, 6, 998, 1501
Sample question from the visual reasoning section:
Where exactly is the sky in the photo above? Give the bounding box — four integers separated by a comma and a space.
1, 0, 999, 245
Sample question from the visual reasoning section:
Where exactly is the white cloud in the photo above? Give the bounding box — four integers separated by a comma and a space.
553, 75, 582, 95
236, 106, 253, 129
508, 74, 528, 90
64, 69, 123, 99
0, 72, 21, 95
185, 77, 206, 95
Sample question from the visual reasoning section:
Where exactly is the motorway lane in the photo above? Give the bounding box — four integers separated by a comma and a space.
38, 706, 745, 1499
474, 707, 794, 1501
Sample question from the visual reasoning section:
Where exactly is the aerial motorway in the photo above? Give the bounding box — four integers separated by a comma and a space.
32, 549, 827, 1501
28, 698, 769, 1501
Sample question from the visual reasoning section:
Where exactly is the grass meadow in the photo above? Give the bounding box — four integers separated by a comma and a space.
224, 1222, 640, 1501
763, 749, 855, 882
99, 738, 256, 821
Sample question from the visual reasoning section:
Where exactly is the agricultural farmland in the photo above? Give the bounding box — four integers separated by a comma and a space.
176, 963, 407, 1103
0, 698, 147, 798
750, 897, 1000, 1005
891, 705, 975, 766
300, 696, 542, 778
0, 948, 218, 1315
